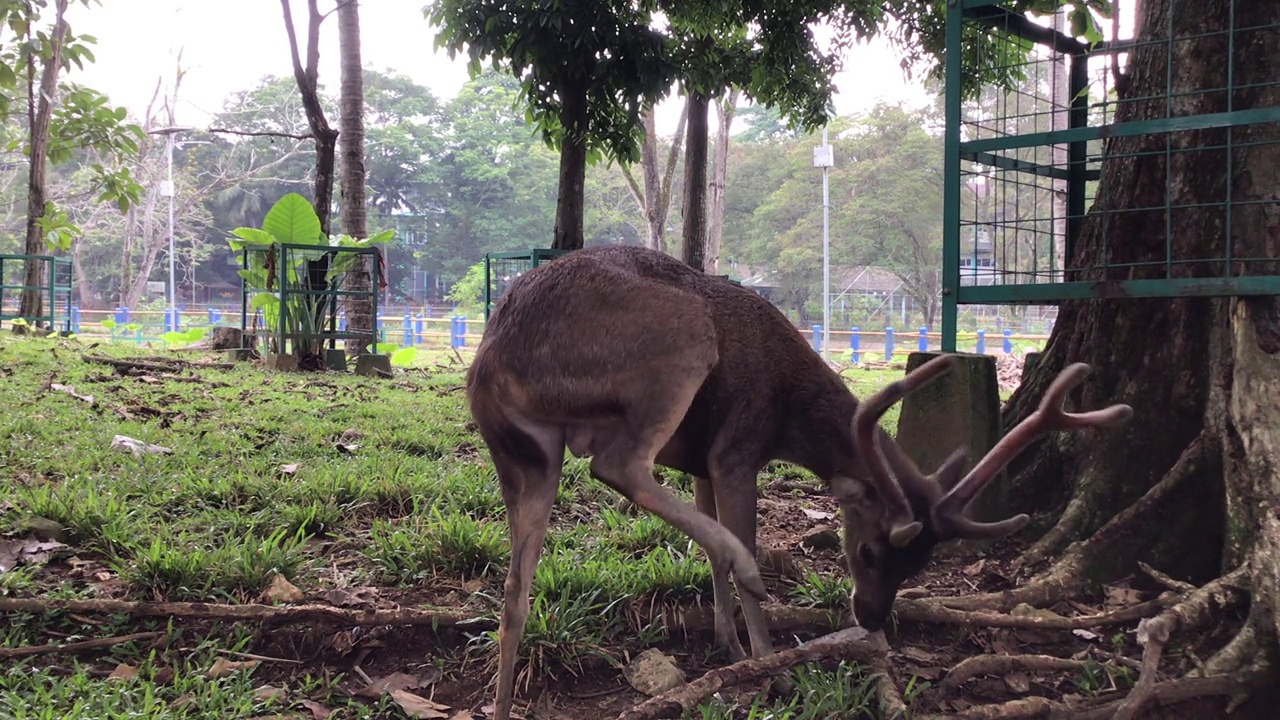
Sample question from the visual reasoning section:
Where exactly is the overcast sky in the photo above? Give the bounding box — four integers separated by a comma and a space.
69, 0, 935, 137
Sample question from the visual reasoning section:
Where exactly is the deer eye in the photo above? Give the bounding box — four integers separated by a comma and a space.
857, 543, 878, 569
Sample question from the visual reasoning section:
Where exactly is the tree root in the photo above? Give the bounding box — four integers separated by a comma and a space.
939, 654, 1091, 695
1111, 563, 1251, 720
917, 696, 1055, 719
927, 433, 1212, 613
868, 652, 908, 719
0, 631, 163, 658
1137, 561, 1196, 593
1011, 493, 1090, 572
613, 627, 884, 720
892, 596, 1170, 631
0, 597, 493, 630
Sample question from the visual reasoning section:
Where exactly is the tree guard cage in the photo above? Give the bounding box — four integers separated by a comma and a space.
0, 254, 73, 332
483, 249, 569, 321
940, 0, 1280, 351
238, 243, 381, 358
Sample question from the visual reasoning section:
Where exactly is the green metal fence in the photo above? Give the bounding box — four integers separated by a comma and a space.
940, 0, 1280, 350
0, 254, 73, 332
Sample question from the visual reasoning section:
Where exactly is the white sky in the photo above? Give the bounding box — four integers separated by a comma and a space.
70, 0, 935, 137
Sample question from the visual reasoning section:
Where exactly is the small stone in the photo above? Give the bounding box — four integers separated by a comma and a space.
623, 648, 686, 696
22, 517, 68, 543
799, 527, 841, 551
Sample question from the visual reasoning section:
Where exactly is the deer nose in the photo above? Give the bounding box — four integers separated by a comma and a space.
850, 591, 885, 633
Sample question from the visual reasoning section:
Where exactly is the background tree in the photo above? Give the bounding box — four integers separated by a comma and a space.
337, 0, 374, 352
280, 0, 337, 232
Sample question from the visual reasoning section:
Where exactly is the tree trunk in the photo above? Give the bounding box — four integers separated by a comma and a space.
337, 0, 372, 357
281, 0, 339, 234
1003, 0, 1280, 681
622, 102, 688, 255
552, 84, 588, 252
705, 89, 739, 276
680, 91, 710, 271
16, 0, 70, 329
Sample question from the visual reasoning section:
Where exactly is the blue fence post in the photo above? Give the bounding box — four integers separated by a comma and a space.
977, 330, 987, 355
339, 313, 347, 332
376, 314, 384, 346
811, 324, 822, 353
850, 327, 861, 364
166, 307, 180, 333
402, 312, 412, 346
71, 306, 81, 333
1003, 328, 1013, 354
885, 327, 895, 361
414, 315, 424, 345
918, 326, 928, 352
458, 316, 468, 347
116, 306, 129, 325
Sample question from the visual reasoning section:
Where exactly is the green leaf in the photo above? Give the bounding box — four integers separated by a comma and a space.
229, 227, 276, 250
390, 347, 418, 367
262, 192, 322, 245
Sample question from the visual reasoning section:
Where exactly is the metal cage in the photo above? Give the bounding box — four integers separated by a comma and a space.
0, 254, 73, 333
482, 249, 570, 321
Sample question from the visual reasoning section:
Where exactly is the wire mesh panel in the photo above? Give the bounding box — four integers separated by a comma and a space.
0, 254, 73, 332
483, 249, 570, 321
941, 0, 1280, 349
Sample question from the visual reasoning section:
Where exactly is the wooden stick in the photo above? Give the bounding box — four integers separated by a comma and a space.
0, 631, 162, 658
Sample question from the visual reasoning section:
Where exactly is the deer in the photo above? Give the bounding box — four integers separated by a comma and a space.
465, 244, 1132, 720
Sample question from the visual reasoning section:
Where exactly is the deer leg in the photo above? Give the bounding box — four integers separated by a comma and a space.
694, 475, 748, 662
490, 437, 564, 720
707, 469, 777, 661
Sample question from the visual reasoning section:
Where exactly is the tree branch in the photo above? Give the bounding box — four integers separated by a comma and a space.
208, 127, 313, 140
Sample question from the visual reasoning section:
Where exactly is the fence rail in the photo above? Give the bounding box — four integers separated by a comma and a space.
58, 305, 1051, 361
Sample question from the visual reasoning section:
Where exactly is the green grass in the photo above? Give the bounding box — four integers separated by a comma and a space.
0, 333, 922, 716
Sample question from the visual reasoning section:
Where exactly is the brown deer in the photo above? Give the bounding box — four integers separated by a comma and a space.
466, 245, 1131, 720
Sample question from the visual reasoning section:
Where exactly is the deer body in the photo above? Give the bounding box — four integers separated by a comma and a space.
467, 245, 1132, 720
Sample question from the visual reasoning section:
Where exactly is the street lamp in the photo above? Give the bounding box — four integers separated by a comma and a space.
148, 125, 194, 331
813, 127, 834, 362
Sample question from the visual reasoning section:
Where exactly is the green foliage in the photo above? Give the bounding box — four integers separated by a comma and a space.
444, 261, 486, 316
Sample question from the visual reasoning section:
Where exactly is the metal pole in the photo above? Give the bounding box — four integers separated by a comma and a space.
166, 132, 176, 321
821, 125, 831, 362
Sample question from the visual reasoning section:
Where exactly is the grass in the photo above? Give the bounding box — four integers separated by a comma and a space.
0, 333, 916, 717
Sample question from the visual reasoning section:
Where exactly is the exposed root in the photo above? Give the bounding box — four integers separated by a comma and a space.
1137, 561, 1197, 593
614, 627, 884, 720
0, 631, 163, 658
939, 654, 1090, 695
869, 653, 908, 720
1011, 493, 1091, 571
1201, 623, 1258, 677
917, 696, 1054, 719
893, 596, 1170, 631
928, 433, 1211, 613
0, 597, 493, 630
1112, 563, 1251, 720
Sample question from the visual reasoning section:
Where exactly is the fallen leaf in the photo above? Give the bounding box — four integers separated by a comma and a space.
896, 646, 938, 664
207, 657, 260, 679
51, 383, 94, 404
390, 689, 450, 719
299, 700, 332, 719
1003, 672, 1031, 693
110, 435, 173, 456
357, 672, 425, 698
107, 663, 138, 681
262, 573, 305, 604
1073, 628, 1100, 641
1104, 585, 1143, 607
450, 711, 474, 720
962, 558, 987, 576
278, 463, 300, 475
461, 579, 485, 594
0, 536, 69, 573
254, 685, 287, 702
801, 508, 834, 520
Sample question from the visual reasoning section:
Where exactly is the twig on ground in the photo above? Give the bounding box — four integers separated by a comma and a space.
1137, 561, 1196, 594
215, 648, 303, 664
0, 597, 493, 630
614, 627, 883, 720
939, 654, 1090, 695
892, 597, 1170, 631
82, 354, 235, 373
0, 631, 162, 658
1112, 563, 1250, 720
917, 696, 1054, 719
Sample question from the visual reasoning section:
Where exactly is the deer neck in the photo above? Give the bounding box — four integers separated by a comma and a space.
774, 371, 861, 482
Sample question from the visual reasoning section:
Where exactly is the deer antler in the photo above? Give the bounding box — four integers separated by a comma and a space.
932, 363, 1134, 538
852, 354, 959, 547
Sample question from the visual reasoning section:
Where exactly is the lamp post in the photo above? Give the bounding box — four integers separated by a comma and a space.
148, 126, 193, 330
813, 127, 833, 362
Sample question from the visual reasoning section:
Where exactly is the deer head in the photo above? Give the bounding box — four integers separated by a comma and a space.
833, 355, 1133, 631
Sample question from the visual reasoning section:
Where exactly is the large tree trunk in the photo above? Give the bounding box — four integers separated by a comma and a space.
621, 102, 687, 254
552, 84, 588, 252
1001, 0, 1280, 689
680, 91, 710, 271
16, 0, 70, 329
281, 0, 338, 234
705, 89, 739, 276
337, 0, 373, 357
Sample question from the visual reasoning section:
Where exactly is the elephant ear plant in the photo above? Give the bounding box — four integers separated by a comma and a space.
228, 193, 394, 369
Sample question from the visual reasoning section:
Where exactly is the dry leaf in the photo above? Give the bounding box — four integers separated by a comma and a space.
1003, 672, 1031, 694
262, 573, 305, 604
896, 646, 938, 664
450, 711, 474, 720
51, 383, 94, 404
111, 435, 173, 456
962, 558, 987, 576
278, 463, 300, 475
0, 537, 69, 573
299, 700, 332, 720
207, 657, 260, 679
254, 685, 287, 702
357, 672, 424, 698
800, 508, 834, 520
1073, 628, 1100, 641
334, 442, 360, 454
1104, 585, 1143, 607
107, 663, 138, 681
389, 689, 450, 719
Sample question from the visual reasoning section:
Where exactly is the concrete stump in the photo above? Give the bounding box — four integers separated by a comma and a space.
264, 353, 298, 372
894, 351, 1007, 527
355, 353, 392, 377
324, 348, 348, 372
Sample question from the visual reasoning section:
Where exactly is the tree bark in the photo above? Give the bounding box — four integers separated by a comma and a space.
621, 102, 688, 255
705, 89, 739, 276
281, 0, 338, 234
552, 83, 588, 252
337, 0, 373, 355
680, 91, 710, 271
17, 0, 70, 328
1004, 0, 1280, 672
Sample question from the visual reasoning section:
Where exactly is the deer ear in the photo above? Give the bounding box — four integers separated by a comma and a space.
889, 520, 923, 548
